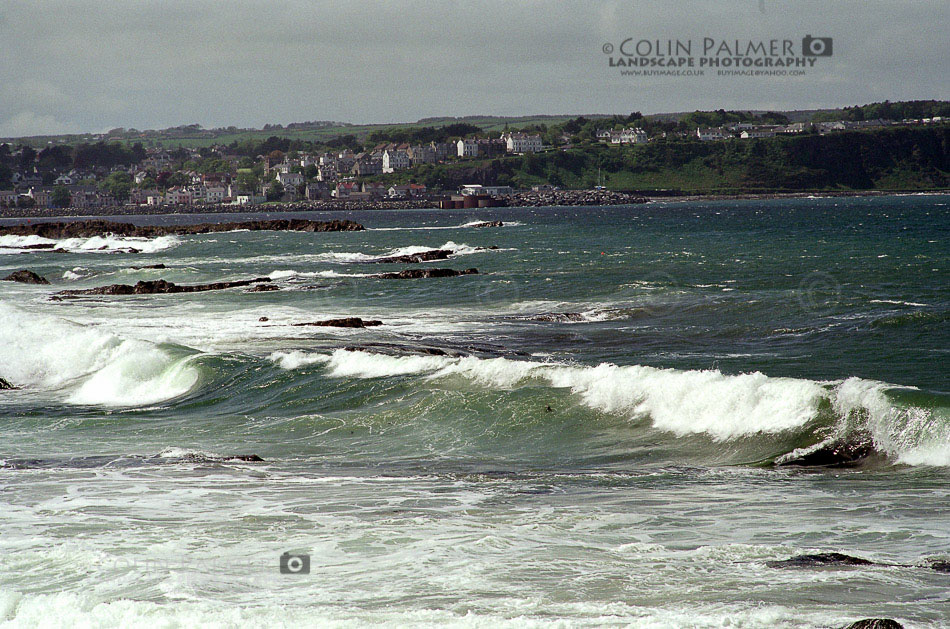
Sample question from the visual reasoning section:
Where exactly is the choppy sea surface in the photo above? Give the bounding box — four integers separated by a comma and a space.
0, 195, 947, 628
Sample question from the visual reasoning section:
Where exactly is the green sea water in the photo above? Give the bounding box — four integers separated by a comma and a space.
0, 195, 948, 627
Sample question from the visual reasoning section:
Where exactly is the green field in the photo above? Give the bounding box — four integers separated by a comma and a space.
4, 115, 609, 149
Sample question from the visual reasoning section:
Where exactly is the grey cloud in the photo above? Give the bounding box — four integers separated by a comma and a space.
0, 0, 947, 136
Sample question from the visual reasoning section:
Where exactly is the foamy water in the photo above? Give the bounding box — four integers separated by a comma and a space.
1, 198, 948, 628
0, 233, 181, 254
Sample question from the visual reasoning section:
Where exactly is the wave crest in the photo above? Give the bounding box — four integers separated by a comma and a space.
0, 302, 201, 406
269, 349, 949, 465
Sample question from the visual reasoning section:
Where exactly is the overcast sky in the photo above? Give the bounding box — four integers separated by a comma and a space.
1, 1, 947, 136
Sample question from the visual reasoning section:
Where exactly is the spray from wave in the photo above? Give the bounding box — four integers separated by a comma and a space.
0, 302, 201, 406
0, 233, 181, 254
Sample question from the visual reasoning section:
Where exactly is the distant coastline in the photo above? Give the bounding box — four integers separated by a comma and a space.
1, 188, 946, 220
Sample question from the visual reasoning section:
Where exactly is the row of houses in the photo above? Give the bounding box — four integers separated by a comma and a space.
332, 181, 427, 199
260, 131, 544, 188
697, 117, 947, 141
0, 185, 117, 208
600, 115, 948, 146
596, 128, 649, 144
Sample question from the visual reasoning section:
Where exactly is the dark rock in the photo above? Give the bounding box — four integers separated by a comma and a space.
527, 312, 587, 322
370, 249, 453, 264
293, 317, 383, 328
842, 620, 904, 629
922, 558, 950, 573
767, 553, 876, 569
259, 317, 269, 322
130, 264, 166, 270
0, 218, 364, 239
221, 454, 265, 462
371, 268, 478, 279
2, 269, 50, 284
0, 377, 16, 390
57, 277, 272, 296
246, 284, 279, 292
467, 220, 503, 228
776, 432, 877, 467
343, 344, 461, 357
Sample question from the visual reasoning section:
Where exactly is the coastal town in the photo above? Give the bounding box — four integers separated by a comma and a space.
0, 108, 945, 212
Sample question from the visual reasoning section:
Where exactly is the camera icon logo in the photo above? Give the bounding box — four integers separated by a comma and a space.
802, 35, 833, 56
279, 552, 310, 574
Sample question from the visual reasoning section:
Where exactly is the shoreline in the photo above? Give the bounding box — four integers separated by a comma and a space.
644, 189, 949, 203
0, 188, 946, 220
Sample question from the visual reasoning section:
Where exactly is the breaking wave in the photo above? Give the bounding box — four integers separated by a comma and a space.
269, 348, 950, 466
0, 302, 201, 406
0, 233, 181, 254
311, 241, 488, 263
369, 220, 523, 231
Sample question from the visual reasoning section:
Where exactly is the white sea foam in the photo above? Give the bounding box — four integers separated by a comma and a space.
870, 299, 928, 307
62, 266, 91, 281
0, 233, 180, 254
267, 351, 332, 370
268, 269, 374, 280
0, 302, 201, 406
370, 220, 524, 231
0, 588, 846, 629
307, 241, 488, 264
269, 348, 948, 461
157, 447, 220, 459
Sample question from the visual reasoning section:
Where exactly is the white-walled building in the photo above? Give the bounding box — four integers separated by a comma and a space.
502, 132, 543, 153
618, 128, 648, 144
696, 128, 730, 141
740, 128, 777, 139
382, 149, 410, 173
276, 171, 304, 188
457, 138, 479, 158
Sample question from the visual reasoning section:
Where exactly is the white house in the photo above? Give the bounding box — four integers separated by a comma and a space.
740, 128, 777, 139
382, 149, 410, 173
457, 138, 479, 158
618, 128, 648, 144
388, 183, 427, 198
54, 174, 74, 185
276, 171, 304, 188
502, 132, 543, 153
696, 128, 730, 141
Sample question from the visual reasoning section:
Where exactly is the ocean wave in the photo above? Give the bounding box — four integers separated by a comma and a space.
268, 269, 374, 280
62, 266, 92, 281
0, 302, 201, 407
370, 220, 524, 231
871, 310, 948, 328
315, 241, 488, 263
267, 351, 332, 369
0, 233, 181, 254
269, 349, 949, 466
